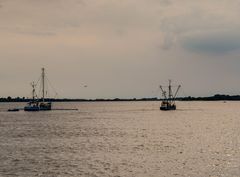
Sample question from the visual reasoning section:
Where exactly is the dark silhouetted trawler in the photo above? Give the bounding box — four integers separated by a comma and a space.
24, 68, 52, 111
159, 80, 181, 111
7, 68, 78, 112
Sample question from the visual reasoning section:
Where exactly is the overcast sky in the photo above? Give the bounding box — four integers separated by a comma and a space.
1, 0, 240, 99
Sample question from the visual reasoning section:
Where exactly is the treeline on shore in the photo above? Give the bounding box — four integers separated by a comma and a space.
1, 94, 240, 102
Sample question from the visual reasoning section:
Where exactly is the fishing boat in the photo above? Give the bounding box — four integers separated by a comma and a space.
24, 68, 52, 111
159, 80, 181, 111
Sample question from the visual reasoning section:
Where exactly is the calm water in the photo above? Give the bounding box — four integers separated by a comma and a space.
0, 101, 240, 177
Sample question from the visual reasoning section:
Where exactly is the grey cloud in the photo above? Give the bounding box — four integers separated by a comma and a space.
0, 0, 160, 36
181, 31, 240, 54
159, 2, 238, 50
19, 30, 56, 36
149, 0, 172, 6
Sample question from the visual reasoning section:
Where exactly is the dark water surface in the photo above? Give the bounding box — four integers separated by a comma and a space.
0, 101, 240, 177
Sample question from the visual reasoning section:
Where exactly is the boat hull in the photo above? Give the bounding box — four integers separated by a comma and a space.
24, 106, 40, 111
24, 102, 52, 112
160, 105, 176, 111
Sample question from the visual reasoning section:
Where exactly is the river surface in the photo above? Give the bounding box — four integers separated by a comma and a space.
0, 101, 240, 177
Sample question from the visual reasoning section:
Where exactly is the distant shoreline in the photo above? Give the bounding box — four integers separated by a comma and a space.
0, 94, 240, 102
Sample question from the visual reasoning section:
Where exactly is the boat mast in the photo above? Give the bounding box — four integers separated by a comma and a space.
31, 82, 36, 101
42, 68, 45, 102
168, 80, 172, 102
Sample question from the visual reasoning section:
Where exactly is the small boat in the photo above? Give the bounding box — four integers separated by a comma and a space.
24, 68, 52, 111
8, 108, 20, 112
159, 80, 181, 111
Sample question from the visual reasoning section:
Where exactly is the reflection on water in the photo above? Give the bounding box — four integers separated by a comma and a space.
0, 101, 240, 177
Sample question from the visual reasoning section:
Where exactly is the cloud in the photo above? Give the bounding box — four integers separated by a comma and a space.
159, 0, 240, 50
181, 30, 240, 54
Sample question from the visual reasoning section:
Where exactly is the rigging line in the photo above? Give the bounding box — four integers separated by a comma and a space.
38, 80, 42, 99
45, 81, 49, 97
35, 76, 41, 86
179, 87, 188, 98
46, 76, 58, 97
157, 86, 164, 99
